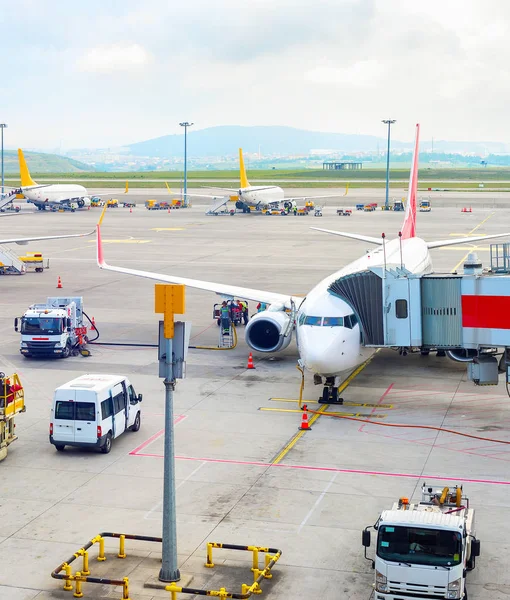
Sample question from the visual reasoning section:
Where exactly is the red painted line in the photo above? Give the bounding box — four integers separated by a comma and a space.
129, 415, 186, 455
130, 452, 510, 485
359, 383, 394, 433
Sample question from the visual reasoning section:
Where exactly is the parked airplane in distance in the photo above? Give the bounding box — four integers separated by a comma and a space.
95, 124, 510, 401
13, 150, 124, 212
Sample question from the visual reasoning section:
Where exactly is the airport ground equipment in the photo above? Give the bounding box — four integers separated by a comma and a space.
393, 200, 404, 211
146, 199, 183, 210
364, 204, 376, 212
0, 372, 25, 461
0, 244, 45, 275
122, 202, 135, 208
419, 199, 431, 212
356, 203, 364, 210
314, 206, 323, 217
329, 246, 510, 389
106, 199, 119, 208
337, 209, 352, 216
362, 482, 479, 600
206, 195, 232, 215
0, 189, 19, 211
15, 296, 88, 358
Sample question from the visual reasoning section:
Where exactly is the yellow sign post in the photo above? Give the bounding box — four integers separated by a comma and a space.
154, 284, 185, 583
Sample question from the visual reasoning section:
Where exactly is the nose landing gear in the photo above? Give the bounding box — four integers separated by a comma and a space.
319, 377, 343, 405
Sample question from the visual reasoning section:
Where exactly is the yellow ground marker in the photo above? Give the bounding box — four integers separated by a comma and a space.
88, 239, 151, 244
260, 407, 387, 418
269, 398, 393, 409
270, 352, 379, 465
151, 228, 185, 232
450, 212, 495, 273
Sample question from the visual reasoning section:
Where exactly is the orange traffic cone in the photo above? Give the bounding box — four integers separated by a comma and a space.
91, 317, 96, 331
57, 276, 62, 289
299, 404, 312, 430
129, 207, 132, 213
168, 208, 171, 213
247, 352, 255, 369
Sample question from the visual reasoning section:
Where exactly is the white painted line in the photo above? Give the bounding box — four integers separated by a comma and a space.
298, 472, 338, 533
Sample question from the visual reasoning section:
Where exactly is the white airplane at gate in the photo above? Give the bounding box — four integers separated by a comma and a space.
96, 124, 510, 400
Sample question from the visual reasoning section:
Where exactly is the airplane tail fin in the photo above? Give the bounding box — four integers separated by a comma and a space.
124, 181, 129, 194
18, 149, 37, 187
401, 124, 420, 239
239, 148, 250, 188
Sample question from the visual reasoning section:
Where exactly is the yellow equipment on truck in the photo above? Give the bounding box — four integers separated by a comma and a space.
0, 373, 25, 461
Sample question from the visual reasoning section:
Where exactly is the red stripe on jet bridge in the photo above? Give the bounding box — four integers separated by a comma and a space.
462, 295, 510, 329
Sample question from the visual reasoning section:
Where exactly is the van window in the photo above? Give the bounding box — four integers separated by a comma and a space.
112, 392, 125, 415
76, 403, 95, 421
128, 385, 137, 404
101, 398, 113, 420
55, 401, 74, 420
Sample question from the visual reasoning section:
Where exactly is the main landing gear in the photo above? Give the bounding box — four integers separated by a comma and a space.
314, 374, 344, 405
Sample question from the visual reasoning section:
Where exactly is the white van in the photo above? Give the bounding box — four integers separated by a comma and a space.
49, 374, 142, 454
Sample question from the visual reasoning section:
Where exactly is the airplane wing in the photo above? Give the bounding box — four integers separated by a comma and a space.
284, 193, 342, 202
96, 210, 294, 308
165, 184, 226, 200
1, 230, 95, 245
311, 227, 383, 245
427, 232, 510, 249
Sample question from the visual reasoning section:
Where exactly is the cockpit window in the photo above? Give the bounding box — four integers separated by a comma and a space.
304, 316, 322, 326
322, 317, 343, 327
344, 314, 358, 329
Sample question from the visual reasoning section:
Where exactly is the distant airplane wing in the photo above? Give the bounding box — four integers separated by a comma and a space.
1, 230, 95, 245
311, 227, 383, 245
165, 184, 226, 200
284, 193, 342, 202
96, 208, 294, 307
427, 232, 510, 249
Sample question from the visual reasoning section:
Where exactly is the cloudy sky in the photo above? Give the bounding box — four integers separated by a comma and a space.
1, 0, 509, 149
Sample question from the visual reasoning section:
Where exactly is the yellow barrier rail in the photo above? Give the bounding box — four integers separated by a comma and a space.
0, 373, 25, 418
166, 542, 282, 599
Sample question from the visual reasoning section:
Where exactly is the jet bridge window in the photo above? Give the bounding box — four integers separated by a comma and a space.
396, 299, 408, 319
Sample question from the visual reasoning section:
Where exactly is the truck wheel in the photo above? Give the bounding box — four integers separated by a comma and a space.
61, 342, 71, 359
100, 433, 112, 454
55, 444, 65, 452
131, 412, 141, 432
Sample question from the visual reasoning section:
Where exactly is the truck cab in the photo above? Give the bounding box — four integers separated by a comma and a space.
419, 200, 431, 212
362, 484, 480, 600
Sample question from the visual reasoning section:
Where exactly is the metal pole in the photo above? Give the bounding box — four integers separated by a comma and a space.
0, 124, 6, 195
159, 336, 180, 583
183, 125, 187, 207
382, 119, 395, 210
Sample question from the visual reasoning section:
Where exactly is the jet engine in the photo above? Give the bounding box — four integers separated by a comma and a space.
244, 310, 293, 352
77, 197, 91, 208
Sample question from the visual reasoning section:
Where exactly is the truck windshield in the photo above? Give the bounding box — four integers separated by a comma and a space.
377, 525, 462, 567
21, 317, 63, 335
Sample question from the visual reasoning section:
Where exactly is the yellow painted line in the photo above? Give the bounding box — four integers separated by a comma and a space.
450, 212, 495, 273
269, 397, 393, 409
260, 407, 387, 418
88, 239, 151, 244
449, 233, 487, 237
151, 228, 185, 232
270, 352, 379, 465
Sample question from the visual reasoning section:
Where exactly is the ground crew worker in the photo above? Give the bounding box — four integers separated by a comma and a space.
220, 301, 230, 334
238, 300, 249, 325
257, 302, 268, 312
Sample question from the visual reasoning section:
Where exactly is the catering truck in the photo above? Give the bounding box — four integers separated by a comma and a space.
15, 297, 87, 358
362, 483, 480, 600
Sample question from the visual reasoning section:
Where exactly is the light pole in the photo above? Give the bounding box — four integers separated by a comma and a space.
0, 123, 7, 195
179, 122, 193, 207
382, 119, 396, 210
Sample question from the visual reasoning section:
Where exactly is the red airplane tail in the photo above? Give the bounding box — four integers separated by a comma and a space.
401, 124, 420, 240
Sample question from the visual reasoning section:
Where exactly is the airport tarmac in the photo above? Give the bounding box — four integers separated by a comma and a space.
0, 199, 510, 599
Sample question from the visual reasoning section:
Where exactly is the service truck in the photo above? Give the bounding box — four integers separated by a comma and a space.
419, 199, 431, 212
362, 483, 480, 600
15, 297, 87, 358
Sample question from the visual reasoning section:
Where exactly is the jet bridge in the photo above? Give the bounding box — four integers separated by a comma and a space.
329, 245, 510, 387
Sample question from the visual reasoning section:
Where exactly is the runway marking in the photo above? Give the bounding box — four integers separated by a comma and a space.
259, 407, 387, 418
151, 228, 185, 231
128, 415, 186, 455
298, 472, 339, 533
269, 352, 379, 466
130, 453, 510, 486
269, 397, 393, 409
450, 212, 495, 272
88, 239, 151, 244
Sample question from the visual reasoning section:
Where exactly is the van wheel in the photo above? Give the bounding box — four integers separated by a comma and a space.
101, 433, 112, 454
55, 444, 65, 452
131, 412, 141, 432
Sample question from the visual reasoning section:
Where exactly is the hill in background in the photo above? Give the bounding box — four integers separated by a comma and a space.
3, 150, 94, 174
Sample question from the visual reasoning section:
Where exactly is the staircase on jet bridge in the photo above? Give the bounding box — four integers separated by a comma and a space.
0, 190, 19, 211
0, 244, 26, 275
206, 196, 231, 215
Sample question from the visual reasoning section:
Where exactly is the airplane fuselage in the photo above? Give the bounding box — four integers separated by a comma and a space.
295, 237, 433, 378
238, 185, 285, 207
23, 184, 90, 209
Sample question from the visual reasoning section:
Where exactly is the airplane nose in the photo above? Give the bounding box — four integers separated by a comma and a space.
298, 328, 361, 376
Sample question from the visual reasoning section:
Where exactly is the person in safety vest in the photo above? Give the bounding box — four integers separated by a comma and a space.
220, 301, 231, 334
256, 302, 268, 313
238, 300, 249, 325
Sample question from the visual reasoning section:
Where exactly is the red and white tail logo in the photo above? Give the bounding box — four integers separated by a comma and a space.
401, 124, 420, 239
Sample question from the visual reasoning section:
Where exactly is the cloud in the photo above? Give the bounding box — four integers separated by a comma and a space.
77, 43, 152, 73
